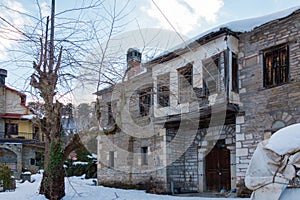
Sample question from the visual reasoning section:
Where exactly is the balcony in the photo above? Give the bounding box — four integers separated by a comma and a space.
0, 132, 42, 141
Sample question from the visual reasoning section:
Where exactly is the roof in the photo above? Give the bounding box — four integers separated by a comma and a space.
5, 86, 26, 97
149, 6, 300, 64
93, 86, 113, 96
0, 112, 35, 120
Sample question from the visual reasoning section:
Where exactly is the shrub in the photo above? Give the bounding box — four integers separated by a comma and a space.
0, 164, 14, 191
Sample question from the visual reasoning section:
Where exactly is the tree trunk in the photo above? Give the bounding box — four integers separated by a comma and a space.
43, 140, 65, 200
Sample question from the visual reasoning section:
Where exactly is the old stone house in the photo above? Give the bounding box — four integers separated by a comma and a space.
236, 8, 300, 182
96, 7, 300, 194
0, 69, 44, 178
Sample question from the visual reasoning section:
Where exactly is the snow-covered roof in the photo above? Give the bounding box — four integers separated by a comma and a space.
150, 6, 300, 63
21, 114, 36, 120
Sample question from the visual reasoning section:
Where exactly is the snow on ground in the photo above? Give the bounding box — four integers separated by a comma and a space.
0, 174, 249, 200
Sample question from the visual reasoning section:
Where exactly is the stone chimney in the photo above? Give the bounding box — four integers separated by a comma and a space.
127, 48, 141, 79
0, 68, 7, 87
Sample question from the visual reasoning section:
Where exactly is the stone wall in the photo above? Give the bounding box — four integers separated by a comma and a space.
97, 130, 167, 191
0, 143, 22, 178
165, 124, 235, 193
22, 145, 44, 173
237, 10, 300, 181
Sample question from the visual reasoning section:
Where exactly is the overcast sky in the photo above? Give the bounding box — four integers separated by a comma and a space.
1, 0, 300, 104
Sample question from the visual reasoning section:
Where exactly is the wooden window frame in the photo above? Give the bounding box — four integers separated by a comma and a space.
157, 73, 170, 107
107, 102, 114, 125
231, 53, 239, 93
139, 88, 152, 116
177, 63, 193, 103
5, 123, 18, 136
263, 44, 289, 88
202, 54, 221, 96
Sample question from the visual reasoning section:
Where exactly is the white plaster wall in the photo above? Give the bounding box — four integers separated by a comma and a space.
5, 89, 27, 114
152, 35, 239, 118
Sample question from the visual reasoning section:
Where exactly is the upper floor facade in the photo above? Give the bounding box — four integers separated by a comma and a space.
0, 69, 42, 141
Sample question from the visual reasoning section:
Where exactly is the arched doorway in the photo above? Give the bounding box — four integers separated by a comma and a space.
205, 139, 231, 191
0, 148, 17, 171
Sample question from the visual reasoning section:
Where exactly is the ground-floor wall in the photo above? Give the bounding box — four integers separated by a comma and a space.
22, 145, 44, 173
97, 128, 168, 192
97, 123, 237, 193
0, 143, 22, 178
165, 124, 236, 193
0, 143, 44, 179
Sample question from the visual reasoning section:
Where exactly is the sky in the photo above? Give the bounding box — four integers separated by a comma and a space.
0, 0, 300, 104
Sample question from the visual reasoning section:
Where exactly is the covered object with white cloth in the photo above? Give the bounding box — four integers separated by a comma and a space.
245, 123, 300, 200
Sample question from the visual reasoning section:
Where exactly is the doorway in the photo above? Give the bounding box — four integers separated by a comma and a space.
205, 140, 230, 191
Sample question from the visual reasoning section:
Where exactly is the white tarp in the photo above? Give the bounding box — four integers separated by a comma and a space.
245, 123, 300, 200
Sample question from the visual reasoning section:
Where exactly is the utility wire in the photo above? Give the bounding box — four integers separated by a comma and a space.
151, 0, 216, 81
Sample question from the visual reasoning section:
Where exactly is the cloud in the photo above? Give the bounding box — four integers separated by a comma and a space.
0, 0, 27, 60
40, 2, 50, 17
141, 0, 224, 35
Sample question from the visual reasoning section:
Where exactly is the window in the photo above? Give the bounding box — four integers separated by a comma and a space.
178, 63, 193, 103
157, 74, 170, 107
203, 54, 220, 95
109, 151, 114, 168
232, 53, 239, 93
5, 123, 18, 136
34, 127, 39, 140
139, 88, 152, 116
20, 95, 26, 106
107, 102, 114, 125
263, 44, 289, 87
141, 147, 148, 165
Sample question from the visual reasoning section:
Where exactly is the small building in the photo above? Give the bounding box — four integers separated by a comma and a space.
0, 69, 44, 178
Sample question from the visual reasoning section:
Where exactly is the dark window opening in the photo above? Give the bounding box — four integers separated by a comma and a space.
139, 88, 152, 116
30, 158, 35, 165
109, 151, 114, 168
31, 152, 44, 167
178, 63, 193, 103
203, 54, 220, 95
232, 53, 239, 93
20, 95, 26, 106
263, 44, 289, 88
5, 123, 18, 137
34, 127, 39, 140
141, 147, 148, 165
157, 74, 170, 107
107, 102, 114, 125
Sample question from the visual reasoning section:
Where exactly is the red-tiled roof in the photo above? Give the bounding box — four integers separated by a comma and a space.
0, 113, 25, 119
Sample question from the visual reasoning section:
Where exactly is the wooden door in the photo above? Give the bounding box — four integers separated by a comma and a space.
205, 143, 230, 191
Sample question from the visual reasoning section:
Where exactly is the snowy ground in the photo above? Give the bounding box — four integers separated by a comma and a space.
0, 174, 249, 200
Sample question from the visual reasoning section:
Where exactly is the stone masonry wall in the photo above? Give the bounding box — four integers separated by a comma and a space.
236, 10, 300, 181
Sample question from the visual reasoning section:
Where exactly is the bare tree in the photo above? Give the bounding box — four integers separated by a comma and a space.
0, 0, 132, 199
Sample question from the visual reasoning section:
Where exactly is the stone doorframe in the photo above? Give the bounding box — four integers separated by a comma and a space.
197, 126, 236, 192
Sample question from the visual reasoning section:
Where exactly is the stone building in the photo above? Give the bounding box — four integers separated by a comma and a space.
96, 7, 300, 194
0, 69, 44, 178
236, 8, 300, 183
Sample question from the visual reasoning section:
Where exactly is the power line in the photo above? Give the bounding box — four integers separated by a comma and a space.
151, 0, 216, 81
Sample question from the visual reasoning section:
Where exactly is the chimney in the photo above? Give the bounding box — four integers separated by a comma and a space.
127, 48, 141, 79
0, 68, 7, 86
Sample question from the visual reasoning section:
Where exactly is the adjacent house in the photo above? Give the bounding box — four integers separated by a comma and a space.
96, 7, 300, 194
0, 69, 44, 178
